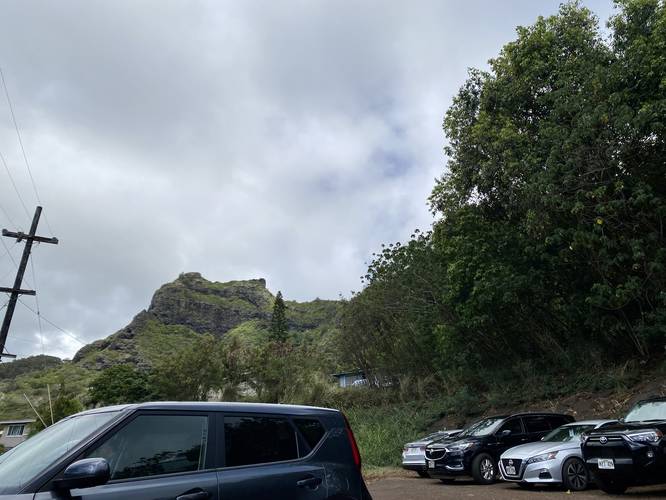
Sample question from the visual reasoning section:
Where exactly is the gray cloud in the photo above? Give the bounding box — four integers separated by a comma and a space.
0, 0, 614, 359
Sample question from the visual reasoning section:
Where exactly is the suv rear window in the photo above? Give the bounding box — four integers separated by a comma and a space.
224, 416, 298, 467
294, 418, 326, 450
525, 416, 551, 433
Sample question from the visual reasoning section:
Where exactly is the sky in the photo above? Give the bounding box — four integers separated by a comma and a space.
0, 0, 615, 360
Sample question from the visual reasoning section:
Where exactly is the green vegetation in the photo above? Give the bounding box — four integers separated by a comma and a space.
339, 0, 666, 395
270, 291, 288, 342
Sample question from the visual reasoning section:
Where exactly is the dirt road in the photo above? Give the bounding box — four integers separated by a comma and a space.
368, 477, 666, 499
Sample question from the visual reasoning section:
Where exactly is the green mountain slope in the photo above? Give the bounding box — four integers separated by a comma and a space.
0, 273, 340, 419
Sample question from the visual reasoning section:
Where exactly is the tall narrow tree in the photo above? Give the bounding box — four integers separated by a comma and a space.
270, 291, 288, 343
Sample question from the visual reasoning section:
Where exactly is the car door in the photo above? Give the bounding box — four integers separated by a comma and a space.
35, 411, 218, 500
217, 413, 327, 500
490, 417, 526, 459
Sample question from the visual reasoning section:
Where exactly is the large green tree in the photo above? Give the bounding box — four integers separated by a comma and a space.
341, 0, 666, 388
89, 365, 153, 406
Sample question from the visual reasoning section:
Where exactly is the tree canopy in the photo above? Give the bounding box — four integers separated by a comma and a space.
340, 0, 666, 388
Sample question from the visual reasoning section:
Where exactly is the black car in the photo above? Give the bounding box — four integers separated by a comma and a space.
425, 412, 574, 484
582, 397, 666, 494
0, 402, 372, 500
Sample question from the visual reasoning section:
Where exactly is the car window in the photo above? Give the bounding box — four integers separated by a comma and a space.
225, 416, 298, 467
525, 416, 551, 433
294, 418, 326, 451
547, 415, 571, 428
85, 414, 209, 480
497, 418, 523, 435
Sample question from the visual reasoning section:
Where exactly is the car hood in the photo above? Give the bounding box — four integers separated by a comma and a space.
587, 421, 666, 435
501, 441, 577, 460
427, 435, 484, 450
405, 430, 462, 448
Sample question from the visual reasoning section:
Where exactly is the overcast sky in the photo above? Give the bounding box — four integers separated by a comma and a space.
0, 0, 614, 360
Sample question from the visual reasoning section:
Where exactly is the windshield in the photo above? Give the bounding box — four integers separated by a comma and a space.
625, 400, 666, 423
0, 411, 120, 494
457, 417, 504, 438
543, 424, 596, 442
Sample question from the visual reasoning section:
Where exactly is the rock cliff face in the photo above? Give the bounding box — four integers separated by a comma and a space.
148, 273, 273, 336
72, 273, 339, 370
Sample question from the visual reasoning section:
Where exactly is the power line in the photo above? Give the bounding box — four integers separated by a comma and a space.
17, 298, 86, 346
0, 201, 18, 230
0, 68, 53, 231
30, 256, 44, 355
0, 67, 55, 236
0, 149, 31, 220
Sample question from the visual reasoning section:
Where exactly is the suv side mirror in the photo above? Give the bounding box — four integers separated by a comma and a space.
54, 458, 110, 491
499, 429, 512, 437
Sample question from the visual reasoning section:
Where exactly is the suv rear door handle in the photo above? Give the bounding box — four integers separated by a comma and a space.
297, 476, 323, 489
176, 488, 211, 500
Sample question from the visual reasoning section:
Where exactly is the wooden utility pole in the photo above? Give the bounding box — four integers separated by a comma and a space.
0, 206, 58, 360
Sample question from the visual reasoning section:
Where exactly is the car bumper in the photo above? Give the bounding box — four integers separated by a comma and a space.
500, 460, 563, 484
426, 456, 471, 478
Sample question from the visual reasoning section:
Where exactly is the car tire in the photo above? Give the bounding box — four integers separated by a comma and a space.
417, 470, 430, 478
596, 474, 628, 495
471, 453, 497, 484
439, 478, 455, 484
562, 457, 588, 491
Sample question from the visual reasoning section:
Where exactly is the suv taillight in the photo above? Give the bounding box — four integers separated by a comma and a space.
343, 413, 362, 470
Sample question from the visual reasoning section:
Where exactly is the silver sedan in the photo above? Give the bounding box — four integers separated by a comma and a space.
402, 429, 462, 477
499, 420, 617, 491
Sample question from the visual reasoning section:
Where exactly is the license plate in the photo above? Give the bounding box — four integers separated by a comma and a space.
598, 459, 615, 470
428, 460, 435, 469
505, 465, 517, 476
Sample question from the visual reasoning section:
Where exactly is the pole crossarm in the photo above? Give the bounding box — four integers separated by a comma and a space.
0, 287, 35, 295
2, 229, 58, 245
0, 206, 58, 360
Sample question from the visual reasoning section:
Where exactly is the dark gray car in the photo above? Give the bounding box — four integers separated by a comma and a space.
0, 402, 371, 500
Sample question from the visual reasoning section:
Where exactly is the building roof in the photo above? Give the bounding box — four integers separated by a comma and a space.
332, 370, 365, 377
0, 419, 35, 425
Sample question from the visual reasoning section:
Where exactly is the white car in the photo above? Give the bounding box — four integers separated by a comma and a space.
499, 419, 617, 491
402, 429, 461, 477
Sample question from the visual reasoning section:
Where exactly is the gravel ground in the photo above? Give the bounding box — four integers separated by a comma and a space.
367, 477, 666, 500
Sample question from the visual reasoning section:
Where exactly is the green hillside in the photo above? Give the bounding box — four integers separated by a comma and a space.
0, 273, 340, 420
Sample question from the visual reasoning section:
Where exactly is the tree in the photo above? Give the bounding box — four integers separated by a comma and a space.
270, 291, 288, 343
151, 335, 224, 401
32, 382, 84, 432
89, 365, 153, 406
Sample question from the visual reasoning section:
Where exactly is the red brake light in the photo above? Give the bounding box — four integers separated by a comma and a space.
343, 413, 362, 469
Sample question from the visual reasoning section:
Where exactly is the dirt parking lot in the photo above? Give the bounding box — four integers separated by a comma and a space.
368, 476, 666, 499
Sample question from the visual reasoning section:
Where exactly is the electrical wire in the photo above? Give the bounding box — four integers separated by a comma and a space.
0, 201, 18, 230
30, 256, 44, 355
0, 67, 54, 236
17, 298, 86, 345
0, 149, 31, 221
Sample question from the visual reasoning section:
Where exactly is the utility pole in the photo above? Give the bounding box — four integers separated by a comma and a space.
0, 206, 58, 360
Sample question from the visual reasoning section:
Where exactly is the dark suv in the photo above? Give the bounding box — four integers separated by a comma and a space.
425, 412, 574, 484
582, 397, 666, 494
0, 402, 372, 500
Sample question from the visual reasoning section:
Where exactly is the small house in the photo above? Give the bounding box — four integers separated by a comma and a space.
332, 370, 367, 388
0, 419, 34, 451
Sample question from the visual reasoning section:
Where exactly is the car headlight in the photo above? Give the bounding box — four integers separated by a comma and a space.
445, 441, 476, 453
626, 430, 662, 443
526, 451, 558, 464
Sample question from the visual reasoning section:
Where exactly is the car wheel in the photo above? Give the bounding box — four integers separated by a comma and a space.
417, 470, 430, 478
471, 453, 497, 484
596, 473, 628, 495
439, 478, 455, 484
562, 457, 588, 491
